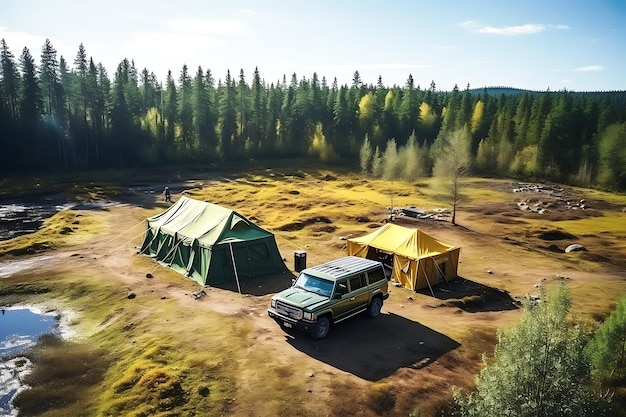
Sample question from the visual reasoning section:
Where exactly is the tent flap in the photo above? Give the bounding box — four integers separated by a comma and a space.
347, 223, 460, 291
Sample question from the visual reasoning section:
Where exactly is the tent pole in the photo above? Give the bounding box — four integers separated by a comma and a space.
229, 242, 242, 295
423, 262, 436, 298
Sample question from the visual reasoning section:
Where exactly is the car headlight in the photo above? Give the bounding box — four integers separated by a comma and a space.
270, 298, 276, 308
303, 311, 315, 321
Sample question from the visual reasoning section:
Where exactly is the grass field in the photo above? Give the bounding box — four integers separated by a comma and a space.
1, 163, 625, 416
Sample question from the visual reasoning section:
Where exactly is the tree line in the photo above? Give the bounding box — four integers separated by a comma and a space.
1, 39, 625, 190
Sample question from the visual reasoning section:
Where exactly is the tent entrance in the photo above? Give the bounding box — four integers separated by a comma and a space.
436, 258, 448, 280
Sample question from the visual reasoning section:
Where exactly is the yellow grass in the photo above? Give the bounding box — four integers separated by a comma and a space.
1, 166, 625, 417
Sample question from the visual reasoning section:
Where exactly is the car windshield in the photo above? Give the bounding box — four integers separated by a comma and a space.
293, 273, 334, 298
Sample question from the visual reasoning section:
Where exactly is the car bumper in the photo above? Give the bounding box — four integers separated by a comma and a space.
267, 309, 316, 332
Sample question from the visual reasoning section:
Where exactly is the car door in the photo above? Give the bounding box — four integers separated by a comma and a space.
348, 273, 370, 310
332, 274, 368, 321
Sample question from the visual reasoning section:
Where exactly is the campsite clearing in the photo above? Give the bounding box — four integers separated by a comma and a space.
1, 165, 625, 417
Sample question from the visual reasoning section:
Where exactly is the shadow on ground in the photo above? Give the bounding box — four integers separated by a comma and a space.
284, 312, 460, 381
208, 270, 296, 296
416, 276, 519, 312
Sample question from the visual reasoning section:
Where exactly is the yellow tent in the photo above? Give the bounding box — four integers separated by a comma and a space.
347, 223, 460, 291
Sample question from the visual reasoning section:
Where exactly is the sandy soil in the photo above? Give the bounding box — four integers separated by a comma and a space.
3, 173, 625, 416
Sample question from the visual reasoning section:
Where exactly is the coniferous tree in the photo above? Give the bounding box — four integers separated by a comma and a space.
219, 70, 237, 159
264, 81, 281, 155
441, 84, 460, 134
236, 68, 250, 155
39, 39, 59, 116
57, 56, 74, 168
398, 74, 421, 145
277, 73, 297, 155
110, 61, 131, 167
191, 66, 214, 158
292, 75, 313, 156
1, 39, 20, 119
456, 83, 473, 130
18, 47, 42, 169
19, 47, 41, 127
0, 39, 21, 173
73, 43, 89, 166
513, 92, 531, 149
204, 69, 218, 151
332, 84, 350, 156
249, 66, 266, 154
86, 59, 100, 165
178, 64, 193, 150
124, 59, 141, 117
163, 70, 178, 158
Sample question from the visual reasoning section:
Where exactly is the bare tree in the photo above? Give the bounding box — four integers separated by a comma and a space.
432, 127, 472, 225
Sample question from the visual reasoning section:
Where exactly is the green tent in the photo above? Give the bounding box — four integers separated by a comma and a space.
140, 196, 287, 286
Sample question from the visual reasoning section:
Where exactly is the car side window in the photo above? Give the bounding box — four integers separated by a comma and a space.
336, 280, 348, 296
367, 266, 385, 284
349, 274, 366, 291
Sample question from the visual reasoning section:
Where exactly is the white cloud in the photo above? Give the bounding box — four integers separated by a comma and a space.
460, 21, 569, 36
572, 65, 605, 72
313, 63, 430, 71
122, 32, 226, 60
0, 28, 48, 53
168, 19, 244, 35
235, 9, 256, 15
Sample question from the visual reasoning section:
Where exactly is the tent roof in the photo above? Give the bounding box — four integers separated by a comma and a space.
348, 223, 457, 259
146, 196, 272, 247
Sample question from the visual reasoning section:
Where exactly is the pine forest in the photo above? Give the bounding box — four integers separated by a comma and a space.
1, 39, 625, 191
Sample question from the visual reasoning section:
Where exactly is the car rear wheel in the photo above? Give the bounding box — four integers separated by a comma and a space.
368, 297, 383, 318
310, 316, 330, 340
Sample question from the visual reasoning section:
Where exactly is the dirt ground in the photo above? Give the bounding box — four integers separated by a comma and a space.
2, 169, 626, 416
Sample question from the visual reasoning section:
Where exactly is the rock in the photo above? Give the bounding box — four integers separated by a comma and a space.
127, 292, 136, 299
146, 273, 153, 278
565, 244, 587, 253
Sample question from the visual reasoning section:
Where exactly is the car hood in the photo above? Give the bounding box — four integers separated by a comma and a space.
275, 288, 329, 310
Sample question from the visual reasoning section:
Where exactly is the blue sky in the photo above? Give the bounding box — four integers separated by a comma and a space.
1, 0, 624, 91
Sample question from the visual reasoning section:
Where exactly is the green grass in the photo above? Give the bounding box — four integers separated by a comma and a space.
2, 167, 625, 417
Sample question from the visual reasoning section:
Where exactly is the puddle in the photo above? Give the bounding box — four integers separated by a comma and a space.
0, 198, 67, 241
0, 256, 58, 279
0, 308, 60, 416
0, 197, 119, 242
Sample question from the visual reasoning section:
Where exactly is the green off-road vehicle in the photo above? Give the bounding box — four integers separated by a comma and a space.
268, 256, 389, 339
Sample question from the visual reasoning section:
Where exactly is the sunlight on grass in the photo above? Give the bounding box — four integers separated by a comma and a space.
2, 166, 625, 417
0, 210, 102, 257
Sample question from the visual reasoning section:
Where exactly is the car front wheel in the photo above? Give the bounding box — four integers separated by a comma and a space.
368, 297, 383, 318
311, 316, 330, 340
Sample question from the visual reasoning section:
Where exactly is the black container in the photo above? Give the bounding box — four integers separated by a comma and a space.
294, 250, 307, 272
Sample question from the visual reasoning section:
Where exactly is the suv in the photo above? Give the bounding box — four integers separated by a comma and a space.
268, 256, 389, 339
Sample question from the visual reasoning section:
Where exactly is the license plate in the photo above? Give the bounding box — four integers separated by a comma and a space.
283, 322, 292, 328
